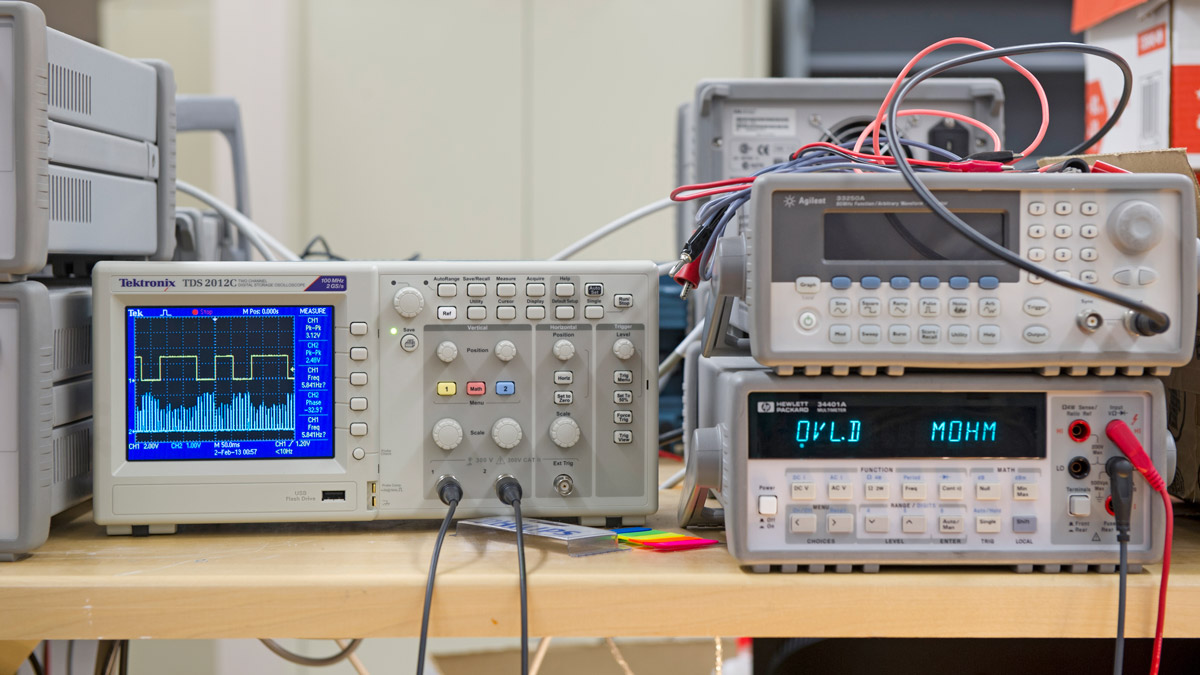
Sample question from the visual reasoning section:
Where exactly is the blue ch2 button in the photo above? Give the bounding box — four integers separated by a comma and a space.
831, 276, 852, 290
979, 276, 999, 290
949, 276, 969, 290
860, 276, 881, 290
496, 381, 515, 396
919, 276, 940, 290
889, 276, 910, 289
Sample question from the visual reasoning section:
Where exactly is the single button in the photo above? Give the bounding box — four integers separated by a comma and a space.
554, 391, 574, 405
350, 347, 368, 361
467, 306, 487, 320
758, 495, 778, 516
1028, 201, 1046, 216
1023, 298, 1049, 316
467, 381, 486, 396
1054, 201, 1073, 216
919, 276, 940, 290
613, 430, 634, 444
1080, 224, 1099, 239
827, 514, 854, 534
1080, 247, 1098, 262
526, 306, 546, 320
437, 283, 457, 298
828, 482, 853, 500
1013, 483, 1038, 500
1054, 247, 1072, 262
859, 298, 881, 316
791, 482, 815, 501
1029, 273, 1044, 284
888, 324, 911, 344
437, 382, 457, 396
795, 276, 820, 294
1081, 201, 1099, 216
614, 390, 633, 404
860, 276, 881, 290
352, 447, 366, 460
467, 283, 487, 297
1080, 270, 1099, 284
350, 372, 368, 386
1028, 247, 1046, 262
978, 325, 1000, 344
1028, 224, 1046, 239
979, 298, 1000, 317
890, 276, 911, 290
1023, 325, 1050, 344
554, 370, 574, 385
864, 483, 890, 501
1012, 516, 1037, 533
976, 516, 1002, 534
495, 381, 515, 396
584, 305, 605, 319
939, 516, 964, 534
614, 294, 634, 308
831, 276, 852, 290
859, 325, 882, 344
829, 298, 851, 317
1068, 493, 1092, 517
864, 515, 889, 534
902, 483, 927, 500
918, 298, 940, 317
949, 276, 969, 290
948, 298, 969, 318
948, 324, 970, 344
975, 482, 1001, 500
979, 276, 999, 290
889, 298, 910, 317
918, 325, 940, 344
901, 515, 926, 534
829, 325, 852, 344
526, 283, 546, 297
350, 321, 368, 336
585, 282, 604, 296
496, 306, 517, 320
791, 513, 818, 534
399, 334, 419, 352
350, 422, 368, 437
497, 283, 517, 297
939, 482, 964, 501
614, 410, 633, 424
555, 283, 575, 297
1138, 267, 1159, 286
1054, 224, 1072, 238
798, 311, 819, 331
554, 305, 576, 320
437, 306, 457, 320
1113, 267, 1133, 285
614, 370, 633, 384
349, 397, 368, 411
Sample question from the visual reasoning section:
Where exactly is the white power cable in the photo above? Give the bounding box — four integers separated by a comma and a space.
660, 467, 686, 491
549, 198, 675, 260
176, 180, 300, 261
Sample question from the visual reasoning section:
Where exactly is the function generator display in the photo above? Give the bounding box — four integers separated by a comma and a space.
124, 306, 335, 461
823, 210, 1007, 261
747, 391, 1044, 460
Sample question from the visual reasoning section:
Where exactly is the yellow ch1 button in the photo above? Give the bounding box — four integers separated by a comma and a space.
437, 382, 457, 396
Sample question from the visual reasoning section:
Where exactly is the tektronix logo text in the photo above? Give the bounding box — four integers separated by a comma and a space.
119, 278, 176, 288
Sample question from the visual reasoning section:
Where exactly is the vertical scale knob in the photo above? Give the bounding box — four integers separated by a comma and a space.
552, 339, 575, 361
431, 418, 464, 450
549, 416, 581, 448
612, 338, 636, 360
495, 340, 518, 362
491, 417, 524, 449
393, 287, 425, 318
436, 341, 458, 363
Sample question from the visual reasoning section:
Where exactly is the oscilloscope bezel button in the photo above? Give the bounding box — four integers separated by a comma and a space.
349, 397, 368, 411
349, 322, 368, 336
350, 422, 368, 437
350, 347, 368, 361
350, 372, 368, 386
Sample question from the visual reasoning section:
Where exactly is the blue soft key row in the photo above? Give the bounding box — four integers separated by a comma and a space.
830, 275, 999, 291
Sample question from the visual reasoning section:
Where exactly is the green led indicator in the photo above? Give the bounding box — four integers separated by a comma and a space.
390, 327, 398, 335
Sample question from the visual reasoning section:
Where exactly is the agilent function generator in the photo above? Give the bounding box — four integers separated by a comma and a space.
92, 261, 659, 532
679, 358, 1174, 573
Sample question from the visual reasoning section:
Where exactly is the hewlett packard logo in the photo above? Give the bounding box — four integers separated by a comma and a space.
119, 278, 176, 288
757, 401, 775, 413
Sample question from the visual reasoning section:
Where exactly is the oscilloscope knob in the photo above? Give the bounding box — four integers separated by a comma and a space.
392, 287, 425, 318
612, 338, 636, 361
494, 340, 518, 362
491, 417, 524, 449
552, 339, 575, 361
549, 416, 581, 449
436, 341, 459, 363
431, 418, 464, 451
1108, 200, 1165, 254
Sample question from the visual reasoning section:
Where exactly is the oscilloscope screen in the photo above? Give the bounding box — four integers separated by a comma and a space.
125, 306, 335, 461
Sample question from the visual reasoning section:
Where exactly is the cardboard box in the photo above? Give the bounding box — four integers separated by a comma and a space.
1074, 0, 1200, 168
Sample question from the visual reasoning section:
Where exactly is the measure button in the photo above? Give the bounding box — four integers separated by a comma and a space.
978, 325, 1000, 345
828, 482, 853, 500
436, 382, 457, 396
495, 381, 515, 396
864, 515, 889, 534
1012, 516, 1037, 533
497, 283, 517, 297
350, 347, 368, 361
1022, 325, 1050, 344
888, 325, 911, 344
938, 516, 964, 534
902, 483, 927, 500
948, 325, 970, 345
1013, 483, 1038, 500
1068, 494, 1092, 517
1023, 298, 1049, 316
350, 422, 368, 437
975, 482, 1001, 500
864, 483, 890, 501
790, 513, 817, 534
901, 515, 926, 534
975, 516, 1002, 534
829, 325, 852, 344
795, 276, 820, 294
827, 514, 854, 534
859, 325, 882, 344
758, 495, 778, 516
939, 482, 964, 501
791, 482, 816, 501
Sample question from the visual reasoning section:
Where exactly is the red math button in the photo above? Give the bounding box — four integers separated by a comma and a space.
466, 381, 486, 396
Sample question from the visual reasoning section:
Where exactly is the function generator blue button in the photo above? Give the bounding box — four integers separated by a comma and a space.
949, 276, 969, 290
919, 276, 941, 290
496, 381, 515, 396
860, 276, 881, 290
979, 276, 999, 290
830, 276, 852, 290
889, 276, 911, 289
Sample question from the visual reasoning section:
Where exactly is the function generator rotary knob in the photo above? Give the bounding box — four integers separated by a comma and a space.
1108, 200, 1165, 254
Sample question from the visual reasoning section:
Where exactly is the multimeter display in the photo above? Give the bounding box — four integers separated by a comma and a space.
747, 391, 1045, 459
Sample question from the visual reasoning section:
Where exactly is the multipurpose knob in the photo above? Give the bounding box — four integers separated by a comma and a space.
552, 339, 575, 361
491, 417, 524, 449
494, 339, 518, 362
392, 287, 425, 318
548, 416, 581, 449
1107, 200, 1165, 254
431, 418, 464, 450
435, 340, 459, 363
612, 338, 636, 361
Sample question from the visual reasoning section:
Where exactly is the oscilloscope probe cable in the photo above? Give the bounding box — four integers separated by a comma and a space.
1107, 456, 1134, 675
885, 42, 1171, 336
416, 477, 464, 675
496, 475, 530, 675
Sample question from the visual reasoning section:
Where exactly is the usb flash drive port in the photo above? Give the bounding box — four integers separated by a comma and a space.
321, 490, 347, 501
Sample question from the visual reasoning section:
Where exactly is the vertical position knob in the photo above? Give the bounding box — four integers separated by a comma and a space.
612, 338, 636, 360
549, 416, 581, 449
1107, 200, 1164, 254
431, 418, 464, 450
552, 339, 575, 361
393, 287, 425, 318
491, 417, 524, 449
495, 339, 518, 362
436, 340, 458, 363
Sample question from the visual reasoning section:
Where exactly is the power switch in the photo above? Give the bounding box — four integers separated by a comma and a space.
1068, 493, 1092, 517
757, 495, 778, 516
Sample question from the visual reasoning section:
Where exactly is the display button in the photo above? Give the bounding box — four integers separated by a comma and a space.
829, 298, 851, 317
614, 390, 633, 404
975, 482, 1001, 500
1068, 494, 1091, 517
437, 283, 457, 298
1023, 325, 1050, 344
795, 276, 820, 294
350, 321, 368, 336
350, 347, 368, 361
350, 422, 368, 437
1138, 267, 1159, 286
918, 298, 940, 317
890, 276, 911, 290
1028, 247, 1046, 262
614, 410, 633, 424
350, 372, 368, 386
497, 283, 517, 297
349, 397, 368, 411
1080, 270, 1098, 284
939, 482, 964, 500
901, 515, 926, 534
1081, 201, 1099, 216
979, 298, 1000, 317
859, 325, 882, 344
978, 325, 1000, 344
1054, 201, 1073, 216
1081, 224, 1099, 239
614, 294, 634, 308
436, 382, 456, 396
555, 283, 575, 297
948, 325, 970, 345
467, 283, 487, 297
1028, 224, 1046, 239
585, 283, 604, 297
790, 513, 817, 534
828, 482, 852, 500
614, 370, 634, 384
526, 306, 546, 320
860, 276, 881, 290
859, 298, 881, 317
437, 306, 457, 320
399, 334, 419, 352
831, 276, 852, 290
554, 370, 574, 385
888, 324, 911, 344
497, 306, 517, 320
1080, 247, 1098, 262
1013, 483, 1037, 500
758, 495, 778, 516
798, 311, 818, 331
1023, 298, 1049, 316
554, 391, 573, 405
495, 381, 515, 396
827, 514, 854, 534
467, 306, 487, 320
1012, 516, 1037, 533
979, 276, 999, 290
613, 430, 634, 444
976, 516, 1001, 533
829, 324, 852, 344
918, 325, 939, 344
864, 483, 890, 500
949, 276, 969, 290
467, 381, 486, 396
584, 305, 605, 319
554, 305, 576, 320
864, 515, 889, 534
1028, 201, 1046, 216
919, 276, 940, 290
791, 482, 815, 501
939, 516, 964, 534
902, 483, 927, 500
1054, 247, 1072, 262
1054, 224, 1072, 238
888, 298, 910, 317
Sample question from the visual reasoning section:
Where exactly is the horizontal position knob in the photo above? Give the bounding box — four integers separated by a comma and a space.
492, 417, 523, 449
436, 340, 458, 363
549, 416, 581, 449
612, 338, 636, 360
552, 339, 575, 361
431, 418, 464, 450
393, 287, 425, 318
495, 339, 518, 362
1108, 199, 1164, 254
